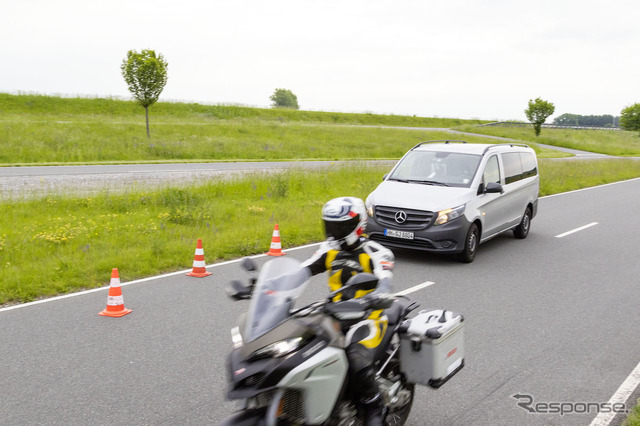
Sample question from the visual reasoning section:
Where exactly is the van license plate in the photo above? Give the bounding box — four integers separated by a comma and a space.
385, 229, 414, 240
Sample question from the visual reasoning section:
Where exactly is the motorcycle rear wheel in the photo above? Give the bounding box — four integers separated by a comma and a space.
384, 381, 414, 426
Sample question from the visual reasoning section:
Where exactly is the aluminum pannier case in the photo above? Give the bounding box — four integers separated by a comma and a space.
398, 309, 464, 388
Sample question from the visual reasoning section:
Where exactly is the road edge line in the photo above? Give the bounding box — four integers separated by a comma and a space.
589, 359, 640, 426
0, 242, 322, 313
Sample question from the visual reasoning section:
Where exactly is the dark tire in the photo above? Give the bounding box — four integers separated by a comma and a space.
385, 382, 414, 426
513, 207, 532, 239
457, 223, 479, 263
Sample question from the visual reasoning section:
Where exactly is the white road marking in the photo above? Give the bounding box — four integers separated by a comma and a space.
0, 242, 322, 313
589, 359, 640, 426
555, 222, 599, 238
394, 281, 435, 296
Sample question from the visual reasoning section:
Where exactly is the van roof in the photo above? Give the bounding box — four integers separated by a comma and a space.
412, 141, 533, 155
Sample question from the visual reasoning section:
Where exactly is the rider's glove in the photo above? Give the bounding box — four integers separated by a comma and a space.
363, 293, 395, 310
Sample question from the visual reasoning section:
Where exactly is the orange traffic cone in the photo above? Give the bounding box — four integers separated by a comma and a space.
187, 239, 212, 277
99, 268, 132, 317
266, 224, 286, 256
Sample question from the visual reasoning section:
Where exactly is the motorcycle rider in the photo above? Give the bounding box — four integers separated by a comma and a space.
300, 196, 395, 426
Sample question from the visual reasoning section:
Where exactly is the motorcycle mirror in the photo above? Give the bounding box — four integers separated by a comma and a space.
226, 279, 252, 301
240, 257, 257, 272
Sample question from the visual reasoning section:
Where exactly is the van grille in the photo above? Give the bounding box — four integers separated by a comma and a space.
374, 206, 434, 230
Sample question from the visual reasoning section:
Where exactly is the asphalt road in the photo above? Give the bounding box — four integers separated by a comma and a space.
0, 161, 397, 199
1, 178, 639, 425
0, 161, 383, 177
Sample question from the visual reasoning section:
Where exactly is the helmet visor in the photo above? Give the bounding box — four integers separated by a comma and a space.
324, 215, 360, 241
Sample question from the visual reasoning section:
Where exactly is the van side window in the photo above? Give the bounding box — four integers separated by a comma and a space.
521, 152, 538, 178
483, 155, 500, 185
502, 152, 523, 184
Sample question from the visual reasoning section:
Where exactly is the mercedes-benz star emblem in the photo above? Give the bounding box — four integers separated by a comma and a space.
395, 211, 407, 224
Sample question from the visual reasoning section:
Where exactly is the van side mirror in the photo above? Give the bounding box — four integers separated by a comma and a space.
383, 173, 389, 181
485, 182, 503, 194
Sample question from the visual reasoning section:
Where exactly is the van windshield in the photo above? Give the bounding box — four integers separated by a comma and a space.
389, 151, 482, 188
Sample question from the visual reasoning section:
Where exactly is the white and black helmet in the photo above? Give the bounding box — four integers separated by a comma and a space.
322, 197, 367, 249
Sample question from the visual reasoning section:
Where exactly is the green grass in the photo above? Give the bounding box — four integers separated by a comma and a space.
0, 120, 506, 164
0, 93, 483, 127
538, 159, 640, 196
0, 93, 497, 165
1, 92, 485, 125
2, 160, 640, 305
0, 93, 572, 164
456, 124, 640, 156
0, 166, 386, 304
624, 399, 640, 426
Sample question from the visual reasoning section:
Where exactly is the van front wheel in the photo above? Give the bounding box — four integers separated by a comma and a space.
457, 223, 479, 263
513, 207, 532, 239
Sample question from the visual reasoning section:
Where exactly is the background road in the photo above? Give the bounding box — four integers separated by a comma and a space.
0, 161, 397, 199
1, 179, 639, 425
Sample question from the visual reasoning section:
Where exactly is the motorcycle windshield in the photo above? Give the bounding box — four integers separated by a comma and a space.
244, 257, 311, 342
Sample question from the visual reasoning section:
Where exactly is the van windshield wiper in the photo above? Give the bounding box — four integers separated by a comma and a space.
407, 179, 449, 187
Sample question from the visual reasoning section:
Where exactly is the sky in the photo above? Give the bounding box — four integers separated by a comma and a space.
2, 0, 640, 121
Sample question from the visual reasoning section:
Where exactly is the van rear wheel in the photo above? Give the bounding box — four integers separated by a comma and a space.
457, 223, 479, 263
513, 207, 532, 239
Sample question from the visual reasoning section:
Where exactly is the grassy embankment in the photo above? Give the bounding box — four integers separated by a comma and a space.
455, 124, 640, 157
1, 93, 566, 165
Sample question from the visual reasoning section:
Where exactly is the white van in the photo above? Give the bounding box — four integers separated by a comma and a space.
365, 141, 539, 262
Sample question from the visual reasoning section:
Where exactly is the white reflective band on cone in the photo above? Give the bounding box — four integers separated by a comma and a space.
195, 248, 204, 255
193, 260, 206, 268
107, 295, 124, 306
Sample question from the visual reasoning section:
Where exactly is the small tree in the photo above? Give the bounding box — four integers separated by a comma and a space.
270, 88, 299, 109
121, 49, 168, 138
525, 97, 555, 137
620, 103, 640, 135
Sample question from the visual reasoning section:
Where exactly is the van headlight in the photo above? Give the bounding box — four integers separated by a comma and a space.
435, 205, 465, 225
251, 337, 304, 358
365, 199, 375, 217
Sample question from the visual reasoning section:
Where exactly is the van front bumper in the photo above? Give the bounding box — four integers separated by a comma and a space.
367, 217, 472, 254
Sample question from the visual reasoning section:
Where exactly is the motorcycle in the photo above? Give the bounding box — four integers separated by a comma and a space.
220, 256, 464, 426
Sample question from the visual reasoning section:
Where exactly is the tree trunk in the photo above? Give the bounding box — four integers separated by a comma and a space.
145, 106, 150, 138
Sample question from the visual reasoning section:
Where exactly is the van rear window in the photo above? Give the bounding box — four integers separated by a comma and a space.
503, 152, 537, 184
503, 153, 523, 184
521, 152, 538, 178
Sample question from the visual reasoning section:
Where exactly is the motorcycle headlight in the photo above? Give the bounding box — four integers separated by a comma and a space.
435, 205, 465, 225
252, 337, 304, 359
231, 326, 243, 349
